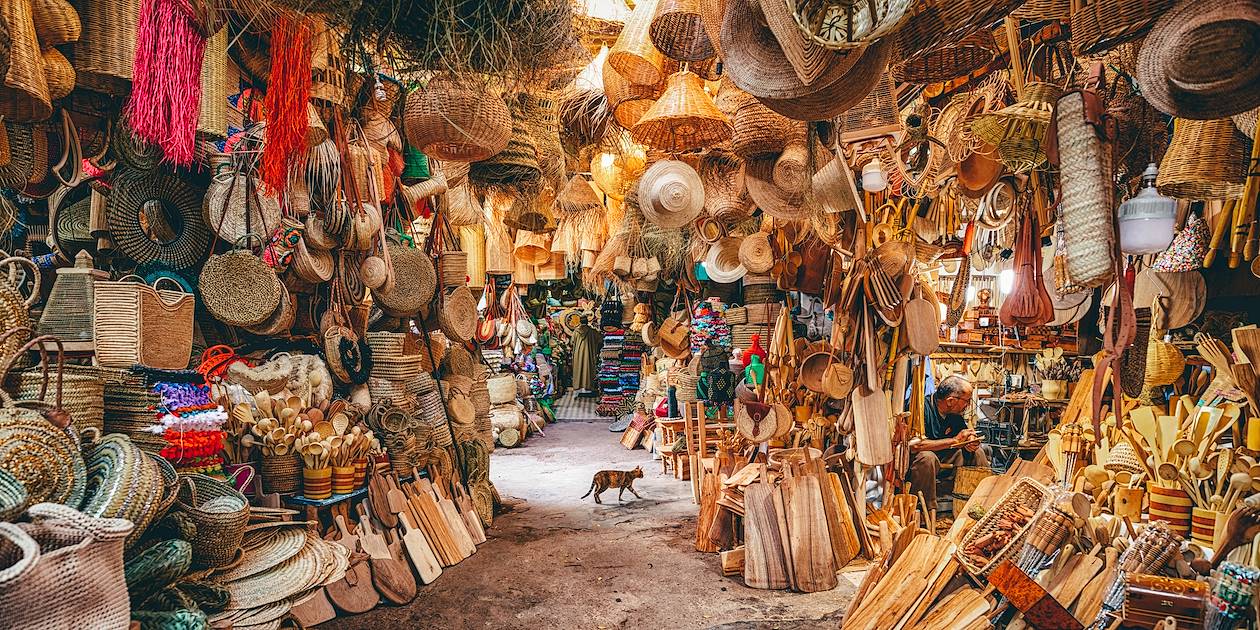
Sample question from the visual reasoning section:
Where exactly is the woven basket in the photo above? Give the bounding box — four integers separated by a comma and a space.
469, 104, 541, 189
439, 251, 468, 287
650, 0, 716, 61
893, 29, 997, 84
365, 331, 409, 358
107, 169, 211, 271
404, 76, 512, 163
1069, 0, 1174, 56
176, 472, 249, 568
604, 58, 666, 129
724, 305, 748, 325
0, 468, 26, 522
1157, 118, 1247, 200
71, 0, 137, 96
197, 28, 227, 139
199, 241, 282, 328
732, 98, 792, 159
369, 377, 417, 413
11, 370, 102, 431
487, 375, 516, 404
894, 0, 1025, 73
0, 0, 51, 122
259, 453, 300, 494
310, 18, 346, 113
0, 504, 132, 629
372, 242, 435, 318
955, 477, 1049, 577
93, 277, 193, 370
439, 286, 478, 344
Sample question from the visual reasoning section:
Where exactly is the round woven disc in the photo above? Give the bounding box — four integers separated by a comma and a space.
107, 168, 212, 270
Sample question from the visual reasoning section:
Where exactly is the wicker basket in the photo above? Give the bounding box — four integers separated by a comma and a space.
71, 0, 138, 96
176, 472, 249, 568
404, 76, 512, 163
487, 375, 516, 404
1157, 118, 1247, 200
894, 0, 1025, 73
93, 277, 193, 370
1069, 0, 1174, 56
197, 28, 228, 139
1054, 90, 1115, 289
439, 251, 468, 287
952, 465, 994, 498
893, 29, 997, 84
955, 477, 1049, 577
310, 18, 346, 113
732, 99, 792, 159
260, 454, 300, 494
609, 0, 666, 86
11, 370, 103, 432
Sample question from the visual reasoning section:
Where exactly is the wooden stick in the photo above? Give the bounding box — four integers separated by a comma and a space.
1204, 199, 1236, 268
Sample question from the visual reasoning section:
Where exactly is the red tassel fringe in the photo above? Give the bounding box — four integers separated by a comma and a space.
261, 16, 314, 195
126, 0, 207, 166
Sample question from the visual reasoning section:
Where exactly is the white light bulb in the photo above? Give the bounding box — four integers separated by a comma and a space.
861, 160, 887, 193
998, 269, 1015, 293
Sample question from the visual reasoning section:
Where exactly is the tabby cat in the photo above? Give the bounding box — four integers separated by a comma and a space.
581, 466, 644, 504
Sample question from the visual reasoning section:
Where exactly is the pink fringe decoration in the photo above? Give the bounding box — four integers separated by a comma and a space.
126, 0, 206, 166
261, 17, 313, 195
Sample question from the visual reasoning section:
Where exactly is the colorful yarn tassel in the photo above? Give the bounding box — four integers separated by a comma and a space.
261, 16, 314, 194
126, 0, 207, 166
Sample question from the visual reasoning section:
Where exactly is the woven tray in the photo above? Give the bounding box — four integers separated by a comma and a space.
955, 477, 1048, 576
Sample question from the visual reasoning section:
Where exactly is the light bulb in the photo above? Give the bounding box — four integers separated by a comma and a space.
965, 286, 977, 303
1118, 164, 1177, 255
861, 160, 887, 193
998, 269, 1014, 293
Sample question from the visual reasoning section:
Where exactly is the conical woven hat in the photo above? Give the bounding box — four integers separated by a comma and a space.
558, 174, 604, 216
638, 159, 704, 228
631, 70, 732, 152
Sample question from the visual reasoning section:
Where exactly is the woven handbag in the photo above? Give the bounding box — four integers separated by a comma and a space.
0, 503, 133, 629
199, 235, 283, 328
94, 275, 193, 370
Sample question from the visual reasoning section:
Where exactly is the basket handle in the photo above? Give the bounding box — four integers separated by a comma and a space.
0, 335, 68, 426
234, 233, 265, 252
150, 276, 189, 294
115, 273, 146, 284
0, 327, 40, 406
0, 523, 40, 583
0, 257, 42, 307
227, 464, 255, 492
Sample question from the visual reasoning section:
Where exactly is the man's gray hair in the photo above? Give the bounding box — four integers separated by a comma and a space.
932, 375, 973, 402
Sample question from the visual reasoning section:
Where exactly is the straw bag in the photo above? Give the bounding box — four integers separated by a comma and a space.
93, 275, 193, 370
0, 257, 38, 362
0, 503, 132, 629
199, 235, 283, 327
1049, 63, 1116, 289
440, 285, 478, 344
477, 278, 500, 347
176, 471, 250, 568
0, 333, 86, 508
487, 375, 516, 405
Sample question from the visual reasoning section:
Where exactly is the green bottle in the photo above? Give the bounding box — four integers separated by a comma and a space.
745, 354, 765, 387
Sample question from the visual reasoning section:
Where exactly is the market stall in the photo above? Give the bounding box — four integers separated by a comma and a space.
1, 0, 1260, 627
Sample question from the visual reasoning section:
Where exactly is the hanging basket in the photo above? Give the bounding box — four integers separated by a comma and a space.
404, 76, 512, 163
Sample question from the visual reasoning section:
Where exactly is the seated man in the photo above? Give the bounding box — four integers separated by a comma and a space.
908, 375, 992, 513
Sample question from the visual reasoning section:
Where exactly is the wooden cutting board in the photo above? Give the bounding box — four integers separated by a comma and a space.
397, 512, 443, 584
903, 295, 941, 356
449, 480, 487, 545
331, 515, 360, 553
357, 503, 417, 605
1072, 547, 1117, 622
324, 553, 378, 614
1048, 548, 1103, 609
819, 470, 860, 568
781, 473, 837, 593
289, 587, 339, 626
420, 479, 476, 558
368, 465, 399, 529
742, 481, 790, 590
852, 384, 893, 466
405, 480, 462, 566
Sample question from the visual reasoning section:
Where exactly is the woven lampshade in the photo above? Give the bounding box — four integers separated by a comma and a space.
631, 70, 731, 152
1157, 117, 1248, 199
650, 0, 716, 62
609, 0, 667, 86
469, 103, 541, 189
558, 174, 604, 216
0, 0, 51, 122
699, 151, 753, 221
970, 81, 1061, 172
590, 142, 647, 201
604, 58, 666, 129
404, 75, 512, 163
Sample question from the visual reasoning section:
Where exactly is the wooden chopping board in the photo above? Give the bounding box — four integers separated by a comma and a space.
1048, 547, 1103, 609
421, 479, 477, 558
852, 384, 893, 466
903, 295, 941, 356
356, 504, 417, 605
743, 481, 790, 590
781, 473, 837, 593
397, 512, 443, 584
324, 552, 378, 614
1072, 547, 1117, 622
289, 587, 339, 626
449, 481, 487, 544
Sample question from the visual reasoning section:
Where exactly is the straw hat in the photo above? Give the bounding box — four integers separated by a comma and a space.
738, 232, 774, 272
609, 0, 667, 86
720, 0, 862, 101
1136, 0, 1260, 119
756, 39, 892, 121
0, 0, 51, 122
638, 159, 704, 228
631, 70, 732, 152
744, 147, 814, 220
704, 236, 747, 283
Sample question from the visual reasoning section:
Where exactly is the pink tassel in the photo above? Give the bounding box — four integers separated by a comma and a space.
126, 0, 206, 166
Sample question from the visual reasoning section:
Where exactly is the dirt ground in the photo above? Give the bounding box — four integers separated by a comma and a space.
329, 421, 856, 629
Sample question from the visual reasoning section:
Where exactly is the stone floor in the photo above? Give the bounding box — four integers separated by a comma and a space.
329, 420, 855, 629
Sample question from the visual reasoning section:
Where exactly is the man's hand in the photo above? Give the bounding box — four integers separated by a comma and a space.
954, 429, 981, 452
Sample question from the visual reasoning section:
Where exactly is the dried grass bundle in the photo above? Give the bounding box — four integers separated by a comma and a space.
559, 88, 612, 153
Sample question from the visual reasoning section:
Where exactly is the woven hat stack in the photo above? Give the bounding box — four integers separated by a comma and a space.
638, 159, 704, 228
704, 236, 747, 283
1136, 0, 1260, 120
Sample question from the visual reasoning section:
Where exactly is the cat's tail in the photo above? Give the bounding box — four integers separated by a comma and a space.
580, 480, 595, 499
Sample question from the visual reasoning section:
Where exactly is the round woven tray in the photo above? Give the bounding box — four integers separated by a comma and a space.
199, 246, 283, 327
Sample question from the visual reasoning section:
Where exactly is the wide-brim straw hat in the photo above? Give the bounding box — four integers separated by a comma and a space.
638, 158, 704, 228
756, 38, 893, 121
745, 146, 815, 220
705, 235, 747, 283
1136, 0, 1260, 120
609, 0, 667, 86
738, 232, 774, 272
631, 70, 732, 152
721, 0, 863, 101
